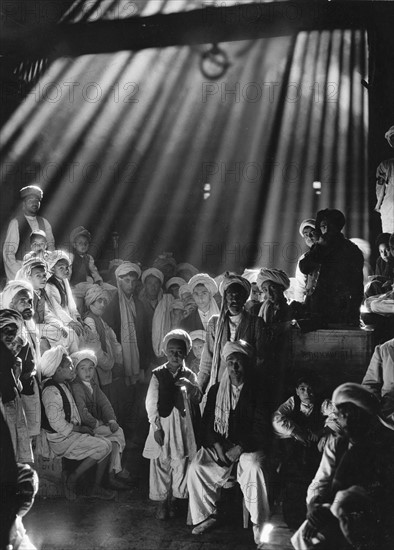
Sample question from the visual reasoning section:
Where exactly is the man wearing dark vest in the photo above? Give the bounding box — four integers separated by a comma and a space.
3, 185, 55, 281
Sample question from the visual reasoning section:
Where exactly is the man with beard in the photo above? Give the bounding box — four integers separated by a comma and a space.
291, 383, 394, 550
197, 273, 267, 397
3, 185, 55, 281
1, 280, 41, 437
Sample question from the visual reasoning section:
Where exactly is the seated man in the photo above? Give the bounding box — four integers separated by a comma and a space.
187, 340, 271, 548
362, 337, 394, 428
291, 383, 394, 550
254, 268, 292, 324
41, 346, 115, 501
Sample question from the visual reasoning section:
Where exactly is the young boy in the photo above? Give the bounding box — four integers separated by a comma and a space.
187, 330, 206, 375
71, 350, 129, 490
41, 346, 115, 500
22, 230, 49, 264
143, 329, 201, 520
45, 251, 87, 345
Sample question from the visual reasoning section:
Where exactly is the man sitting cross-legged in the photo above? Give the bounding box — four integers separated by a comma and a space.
187, 340, 271, 548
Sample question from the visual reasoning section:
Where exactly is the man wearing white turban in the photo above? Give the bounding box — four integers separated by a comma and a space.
255, 268, 292, 324
375, 125, 394, 233
291, 383, 394, 550
198, 273, 267, 396
293, 219, 317, 303
41, 346, 114, 500
188, 340, 271, 547
180, 273, 219, 333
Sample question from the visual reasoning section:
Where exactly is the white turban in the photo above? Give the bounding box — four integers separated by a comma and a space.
70, 349, 98, 369
1, 280, 34, 309
84, 286, 110, 308
299, 218, 316, 237
165, 277, 187, 291
176, 263, 199, 281
0, 309, 24, 331
189, 329, 206, 342
41, 345, 68, 378
47, 250, 71, 272
179, 284, 192, 299
222, 339, 254, 361
332, 383, 379, 416
142, 268, 164, 285
115, 261, 141, 279
241, 268, 260, 284
219, 273, 251, 297
257, 268, 290, 290
162, 329, 192, 355
384, 125, 394, 141
188, 273, 218, 295
18, 258, 47, 281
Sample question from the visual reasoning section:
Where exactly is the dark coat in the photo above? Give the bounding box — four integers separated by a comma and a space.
201, 373, 271, 454
179, 309, 204, 333
300, 233, 364, 325
71, 377, 116, 430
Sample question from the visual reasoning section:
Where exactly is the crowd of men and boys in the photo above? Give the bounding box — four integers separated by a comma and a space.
1, 140, 394, 550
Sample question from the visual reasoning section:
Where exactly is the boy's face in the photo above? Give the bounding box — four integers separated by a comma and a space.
0, 324, 18, 349
74, 236, 90, 255
302, 226, 315, 248
30, 266, 47, 290
91, 296, 108, 316
168, 284, 180, 299
192, 338, 204, 359
145, 275, 162, 300
379, 243, 390, 262
165, 340, 186, 371
52, 259, 71, 280
193, 284, 211, 310
31, 236, 47, 253
261, 281, 282, 303
76, 359, 95, 382
118, 272, 138, 297
54, 354, 75, 382
296, 383, 315, 404
10, 337, 23, 356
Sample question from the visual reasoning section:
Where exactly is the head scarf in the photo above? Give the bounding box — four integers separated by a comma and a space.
0, 309, 24, 331
1, 280, 34, 309
189, 329, 206, 342
257, 268, 290, 290
115, 261, 141, 280
142, 267, 164, 285
162, 329, 192, 355
165, 277, 187, 291
41, 345, 68, 378
241, 268, 260, 284
299, 218, 316, 237
176, 263, 199, 281
70, 226, 91, 244
47, 250, 71, 272
20, 185, 43, 200
316, 209, 346, 231
179, 284, 192, 300
219, 273, 251, 297
222, 339, 254, 361
188, 273, 218, 295
70, 349, 98, 369
332, 383, 379, 416
84, 286, 110, 308
384, 125, 394, 142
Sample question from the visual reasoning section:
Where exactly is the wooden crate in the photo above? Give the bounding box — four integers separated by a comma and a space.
287, 328, 375, 394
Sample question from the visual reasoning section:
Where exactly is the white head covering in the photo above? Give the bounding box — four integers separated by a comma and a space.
162, 329, 192, 355
142, 267, 164, 285
115, 261, 141, 279
176, 263, 199, 281
241, 268, 260, 284
257, 268, 290, 290
189, 329, 206, 342
1, 280, 34, 309
299, 218, 316, 237
18, 258, 47, 281
384, 125, 394, 142
179, 284, 192, 299
41, 345, 68, 378
0, 309, 24, 331
219, 273, 251, 297
84, 286, 110, 308
332, 383, 379, 416
188, 273, 218, 295
70, 349, 98, 369
222, 340, 254, 361
165, 277, 187, 291
47, 250, 71, 272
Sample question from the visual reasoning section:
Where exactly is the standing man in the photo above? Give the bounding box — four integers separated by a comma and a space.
375, 125, 394, 233
3, 185, 55, 281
